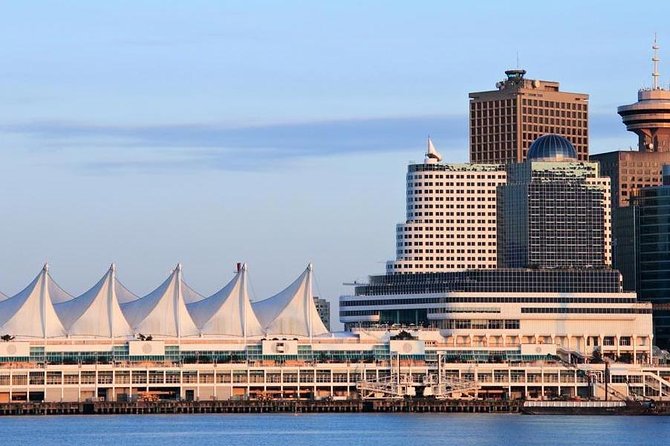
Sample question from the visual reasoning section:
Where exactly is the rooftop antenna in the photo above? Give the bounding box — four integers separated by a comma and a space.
652, 33, 660, 90
516, 51, 520, 69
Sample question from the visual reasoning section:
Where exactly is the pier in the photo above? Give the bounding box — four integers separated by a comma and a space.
0, 399, 525, 416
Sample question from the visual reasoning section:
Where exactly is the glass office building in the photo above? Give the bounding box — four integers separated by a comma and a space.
497, 135, 611, 269
634, 165, 670, 348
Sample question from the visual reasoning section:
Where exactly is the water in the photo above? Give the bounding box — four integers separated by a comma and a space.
0, 414, 669, 446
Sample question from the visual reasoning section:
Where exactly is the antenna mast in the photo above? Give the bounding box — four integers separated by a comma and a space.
653, 34, 660, 90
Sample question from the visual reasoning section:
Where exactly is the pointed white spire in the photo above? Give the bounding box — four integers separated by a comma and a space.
187, 262, 264, 338
0, 266, 67, 338
55, 265, 134, 338
425, 137, 443, 163
252, 264, 329, 337
121, 265, 199, 338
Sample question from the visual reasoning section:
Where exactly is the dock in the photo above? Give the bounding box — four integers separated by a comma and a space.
0, 399, 522, 415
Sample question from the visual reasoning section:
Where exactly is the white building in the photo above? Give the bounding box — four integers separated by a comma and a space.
386, 139, 506, 274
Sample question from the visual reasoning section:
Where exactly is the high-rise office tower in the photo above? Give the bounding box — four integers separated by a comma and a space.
632, 165, 670, 348
469, 69, 589, 164
498, 134, 611, 269
386, 140, 506, 274
591, 39, 670, 289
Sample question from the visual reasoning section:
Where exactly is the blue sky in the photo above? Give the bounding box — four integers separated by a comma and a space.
0, 1, 667, 324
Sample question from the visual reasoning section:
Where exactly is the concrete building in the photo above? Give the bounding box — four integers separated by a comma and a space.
313, 296, 331, 331
340, 269, 652, 365
497, 135, 611, 269
632, 165, 670, 348
469, 69, 589, 164
591, 41, 670, 289
386, 140, 506, 274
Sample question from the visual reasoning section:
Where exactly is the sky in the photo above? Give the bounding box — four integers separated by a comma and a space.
0, 1, 668, 327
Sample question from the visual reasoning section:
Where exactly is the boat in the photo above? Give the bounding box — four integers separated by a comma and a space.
521, 399, 655, 415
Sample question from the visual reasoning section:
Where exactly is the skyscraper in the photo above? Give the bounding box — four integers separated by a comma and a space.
632, 165, 670, 348
498, 135, 611, 269
469, 69, 589, 164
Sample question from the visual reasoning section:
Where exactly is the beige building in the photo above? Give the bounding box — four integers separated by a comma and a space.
469, 69, 589, 164
386, 140, 506, 274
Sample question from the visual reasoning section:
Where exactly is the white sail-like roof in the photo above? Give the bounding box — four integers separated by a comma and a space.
121, 264, 199, 338
48, 277, 74, 304
0, 265, 67, 338
55, 265, 134, 338
252, 264, 329, 338
182, 281, 204, 304
116, 278, 200, 304
115, 278, 139, 304
187, 264, 264, 337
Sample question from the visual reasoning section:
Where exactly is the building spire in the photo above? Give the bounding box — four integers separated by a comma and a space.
425, 137, 442, 163
653, 33, 660, 90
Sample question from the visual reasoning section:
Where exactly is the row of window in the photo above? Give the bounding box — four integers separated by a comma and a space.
521, 307, 651, 314
439, 319, 521, 330
341, 296, 638, 307
519, 99, 587, 110
409, 172, 505, 179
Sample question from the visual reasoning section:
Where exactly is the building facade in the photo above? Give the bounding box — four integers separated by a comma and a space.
497, 135, 612, 269
590, 151, 670, 289
632, 165, 670, 348
469, 69, 589, 164
340, 269, 652, 364
313, 296, 331, 331
386, 140, 506, 274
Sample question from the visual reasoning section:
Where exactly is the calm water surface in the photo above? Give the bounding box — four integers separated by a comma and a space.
1, 414, 669, 446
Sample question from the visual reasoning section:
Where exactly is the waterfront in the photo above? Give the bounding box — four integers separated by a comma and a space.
0, 414, 669, 446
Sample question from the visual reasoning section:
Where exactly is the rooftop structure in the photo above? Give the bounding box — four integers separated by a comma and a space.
469, 70, 588, 163
0, 264, 328, 340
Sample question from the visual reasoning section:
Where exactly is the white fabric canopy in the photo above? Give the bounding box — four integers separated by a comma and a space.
182, 281, 204, 304
48, 276, 74, 304
115, 278, 139, 304
55, 265, 134, 338
0, 265, 67, 338
252, 264, 329, 337
188, 264, 264, 337
121, 265, 199, 338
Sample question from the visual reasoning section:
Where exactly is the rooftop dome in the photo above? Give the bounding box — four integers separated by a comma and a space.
527, 134, 577, 162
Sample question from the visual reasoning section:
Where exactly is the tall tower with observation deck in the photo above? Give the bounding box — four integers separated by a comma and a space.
592, 38, 670, 290
618, 37, 670, 152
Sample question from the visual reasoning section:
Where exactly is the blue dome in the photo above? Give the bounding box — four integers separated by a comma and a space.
527, 134, 577, 161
